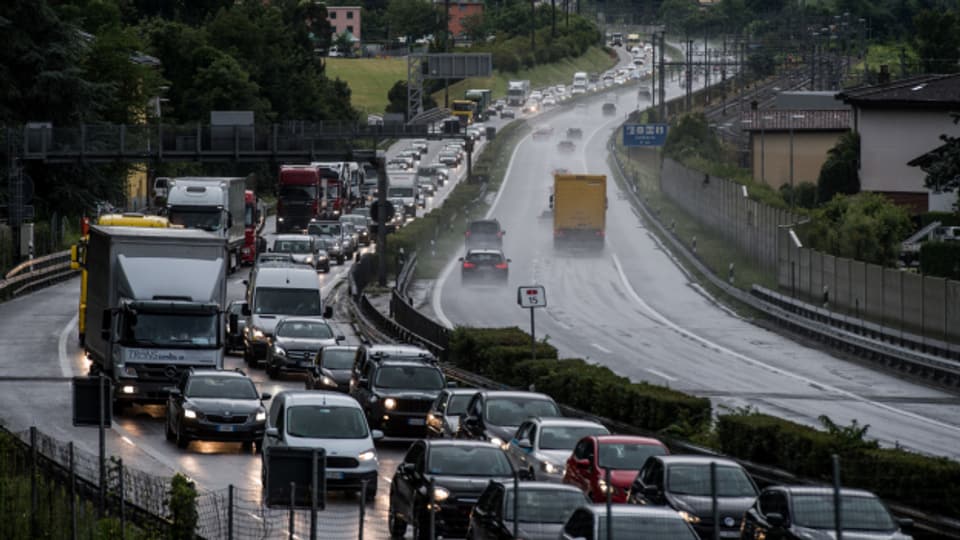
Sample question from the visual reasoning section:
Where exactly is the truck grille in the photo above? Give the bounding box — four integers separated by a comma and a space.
132, 364, 188, 383
327, 456, 359, 469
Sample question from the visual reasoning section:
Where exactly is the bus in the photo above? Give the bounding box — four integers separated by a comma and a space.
626, 33, 641, 49
451, 100, 477, 126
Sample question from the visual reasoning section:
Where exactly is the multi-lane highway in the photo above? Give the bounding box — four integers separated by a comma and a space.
433, 60, 960, 461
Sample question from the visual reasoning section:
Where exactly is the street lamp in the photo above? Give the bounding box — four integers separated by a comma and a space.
788, 113, 806, 210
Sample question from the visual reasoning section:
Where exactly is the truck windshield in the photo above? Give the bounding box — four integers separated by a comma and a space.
254, 287, 322, 316
168, 208, 222, 231
121, 312, 218, 347
245, 204, 255, 227
388, 187, 414, 198
279, 186, 317, 200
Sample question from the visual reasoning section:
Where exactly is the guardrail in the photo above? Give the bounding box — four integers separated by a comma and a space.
0, 249, 77, 300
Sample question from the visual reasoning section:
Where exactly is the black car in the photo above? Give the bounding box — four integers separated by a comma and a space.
457, 391, 561, 448
557, 140, 576, 153
627, 455, 759, 539
350, 344, 438, 388
467, 480, 589, 540
225, 300, 247, 353
602, 103, 616, 116
427, 388, 478, 439
500, 108, 516, 119
165, 369, 270, 451
306, 345, 359, 393
389, 440, 517, 539
566, 128, 583, 139
351, 359, 449, 437
465, 219, 505, 248
461, 249, 510, 283
741, 486, 914, 540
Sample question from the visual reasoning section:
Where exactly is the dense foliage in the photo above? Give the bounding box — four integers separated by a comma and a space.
804, 192, 913, 266
817, 131, 861, 205
663, 113, 723, 163
919, 113, 960, 200
920, 241, 960, 279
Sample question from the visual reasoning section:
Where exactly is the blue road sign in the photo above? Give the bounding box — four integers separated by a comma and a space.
623, 124, 668, 147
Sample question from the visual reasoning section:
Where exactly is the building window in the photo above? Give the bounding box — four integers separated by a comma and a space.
329, 11, 337, 19
347, 11, 354, 19
347, 25, 354, 33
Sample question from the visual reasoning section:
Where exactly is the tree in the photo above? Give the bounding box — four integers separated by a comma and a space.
913, 9, 960, 74
663, 113, 724, 163
385, 0, 442, 44
460, 13, 488, 43
817, 132, 861, 205
333, 32, 355, 55
919, 113, 960, 195
385, 80, 437, 117
180, 51, 270, 120
805, 192, 913, 266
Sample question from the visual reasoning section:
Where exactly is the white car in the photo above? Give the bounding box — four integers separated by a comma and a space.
262, 391, 382, 501
530, 90, 543, 101
542, 95, 557, 107
506, 417, 609, 481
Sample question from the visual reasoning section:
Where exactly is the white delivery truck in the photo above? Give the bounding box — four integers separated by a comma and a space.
507, 80, 530, 106
572, 72, 588, 95
166, 177, 246, 273
387, 172, 420, 217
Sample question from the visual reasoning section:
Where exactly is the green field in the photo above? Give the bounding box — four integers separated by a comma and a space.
326, 47, 617, 114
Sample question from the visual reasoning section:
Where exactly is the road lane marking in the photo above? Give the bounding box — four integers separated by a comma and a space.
591, 343, 612, 354
609, 252, 960, 436
58, 314, 79, 377
645, 368, 678, 382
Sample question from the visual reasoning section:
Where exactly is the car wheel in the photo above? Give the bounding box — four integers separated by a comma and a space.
364, 483, 377, 503
415, 506, 432, 540
241, 440, 254, 451
175, 421, 190, 449
243, 347, 254, 367
253, 441, 262, 454
165, 415, 175, 442
388, 505, 407, 539
266, 363, 279, 380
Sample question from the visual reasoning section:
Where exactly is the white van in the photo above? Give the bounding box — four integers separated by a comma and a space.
241, 262, 332, 364
572, 72, 588, 95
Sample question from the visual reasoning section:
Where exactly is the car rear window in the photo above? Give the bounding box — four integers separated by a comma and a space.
466, 252, 503, 263
469, 222, 500, 234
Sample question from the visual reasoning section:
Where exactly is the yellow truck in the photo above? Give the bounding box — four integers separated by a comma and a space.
70, 213, 169, 345
451, 99, 476, 126
552, 173, 607, 249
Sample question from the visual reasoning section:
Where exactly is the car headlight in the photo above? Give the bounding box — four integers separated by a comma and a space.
318, 255, 328, 261
598, 478, 613, 494
183, 409, 197, 419
489, 436, 505, 448
678, 511, 701, 524
250, 327, 266, 341
305, 256, 314, 264
432, 486, 450, 502
358, 449, 376, 462
255, 410, 266, 422
273, 344, 286, 356
383, 398, 397, 410
321, 375, 337, 387
541, 461, 562, 475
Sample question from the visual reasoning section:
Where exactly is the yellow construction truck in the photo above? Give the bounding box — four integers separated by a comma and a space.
551, 173, 607, 249
70, 213, 169, 345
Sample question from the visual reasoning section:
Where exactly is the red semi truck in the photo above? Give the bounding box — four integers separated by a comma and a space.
277, 164, 321, 233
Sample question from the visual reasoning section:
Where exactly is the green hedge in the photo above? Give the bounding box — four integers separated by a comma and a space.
449, 327, 712, 434
717, 413, 960, 516
920, 241, 960, 279
919, 211, 960, 228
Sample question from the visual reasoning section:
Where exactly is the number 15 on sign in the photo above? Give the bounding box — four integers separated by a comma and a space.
517, 286, 546, 360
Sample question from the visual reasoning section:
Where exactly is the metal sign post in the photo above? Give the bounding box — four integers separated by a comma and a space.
517, 286, 547, 360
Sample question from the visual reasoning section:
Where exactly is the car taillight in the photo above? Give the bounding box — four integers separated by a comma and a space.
465, 231, 471, 237
495, 263, 508, 269
497, 231, 503, 237
596, 230, 605, 236
554, 230, 564, 237
462, 262, 476, 269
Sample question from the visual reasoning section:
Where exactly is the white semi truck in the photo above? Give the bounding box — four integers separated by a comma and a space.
82, 226, 228, 411
166, 176, 246, 272
507, 80, 530, 106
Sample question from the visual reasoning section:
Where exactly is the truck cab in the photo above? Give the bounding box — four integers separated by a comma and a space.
166, 177, 246, 272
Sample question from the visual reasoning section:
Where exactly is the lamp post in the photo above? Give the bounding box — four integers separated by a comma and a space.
788, 113, 806, 210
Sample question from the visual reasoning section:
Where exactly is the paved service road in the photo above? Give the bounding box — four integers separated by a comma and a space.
434, 54, 960, 460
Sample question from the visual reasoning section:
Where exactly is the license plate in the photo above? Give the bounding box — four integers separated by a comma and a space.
326, 471, 344, 480
216, 425, 236, 432
408, 418, 426, 426
299, 360, 312, 367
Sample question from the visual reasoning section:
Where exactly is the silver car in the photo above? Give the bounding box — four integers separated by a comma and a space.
271, 234, 318, 269
265, 317, 344, 379
312, 233, 344, 264
505, 417, 609, 481
262, 391, 382, 502
340, 222, 359, 256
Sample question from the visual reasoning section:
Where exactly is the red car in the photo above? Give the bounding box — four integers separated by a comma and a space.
563, 435, 669, 503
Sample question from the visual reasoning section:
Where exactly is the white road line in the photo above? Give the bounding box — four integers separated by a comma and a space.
121, 435, 135, 446
591, 343, 612, 354
58, 314, 79, 377
609, 251, 960, 435
645, 368, 678, 382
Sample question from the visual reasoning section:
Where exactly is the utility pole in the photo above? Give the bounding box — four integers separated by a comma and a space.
686, 38, 693, 111
658, 31, 666, 121
444, 0, 451, 108
704, 26, 710, 104
722, 34, 727, 115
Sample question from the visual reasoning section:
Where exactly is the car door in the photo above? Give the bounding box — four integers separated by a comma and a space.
566, 438, 592, 491
508, 422, 534, 471
461, 394, 484, 439
471, 483, 502, 540
393, 441, 425, 521
750, 489, 790, 539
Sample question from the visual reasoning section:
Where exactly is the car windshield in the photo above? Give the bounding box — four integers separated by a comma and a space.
428, 446, 512, 476
228, 303, 244, 315
277, 320, 333, 339
168, 208, 222, 231
273, 239, 312, 254
539, 426, 609, 450
121, 312, 217, 347
504, 489, 586, 522
286, 406, 368, 439
185, 376, 258, 399
598, 442, 668, 470
388, 187, 414, 198
469, 222, 499, 234
374, 366, 444, 390
667, 465, 757, 497
485, 398, 560, 427
279, 185, 317, 200
315, 236, 339, 249
253, 288, 322, 316
447, 394, 472, 415
598, 516, 697, 539
307, 222, 341, 237
792, 494, 896, 531
321, 349, 356, 369
341, 216, 366, 227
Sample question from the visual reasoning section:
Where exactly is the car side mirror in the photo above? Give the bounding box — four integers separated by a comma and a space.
517, 438, 532, 449
766, 512, 785, 528
518, 468, 534, 480
446, 381, 457, 388
336, 335, 346, 342
241, 302, 250, 316
260, 393, 272, 401
323, 306, 334, 319
267, 247, 272, 252
575, 458, 590, 468
898, 518, 913, 533
265, 427, 280, 439
400, 462, 416, 475
506, 258, 512, 263
358, 378, 369, 386
371, 429, 384, 441
169, 388, 182, 397
642, 485, 661, 501
458, 257, 464, 261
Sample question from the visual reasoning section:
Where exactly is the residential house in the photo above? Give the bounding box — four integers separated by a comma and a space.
437, 0, 483, 40
327, 6, 361, 42
838, 73, 960, 213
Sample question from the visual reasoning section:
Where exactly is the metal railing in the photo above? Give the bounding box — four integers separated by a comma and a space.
0, 249, 77, 300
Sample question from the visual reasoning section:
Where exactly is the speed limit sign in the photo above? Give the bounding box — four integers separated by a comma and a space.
517, 286, 546, 308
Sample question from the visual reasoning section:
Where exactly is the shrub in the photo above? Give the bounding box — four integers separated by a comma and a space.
920, 241, 960, 279
492, 48, 520, 73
